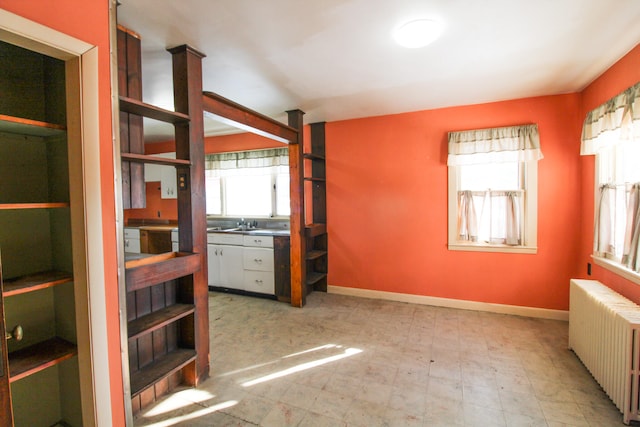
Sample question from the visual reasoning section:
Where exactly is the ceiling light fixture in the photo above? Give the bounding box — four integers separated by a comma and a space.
393, 18, 444, 49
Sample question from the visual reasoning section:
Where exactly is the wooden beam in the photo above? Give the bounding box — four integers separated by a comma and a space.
202, 91, 298, 143
287, 109, 305, 307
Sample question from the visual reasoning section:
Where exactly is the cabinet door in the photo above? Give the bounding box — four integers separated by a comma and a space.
218, 245, 244, 289
207, 244, 221, 287
0, 271, 14, 426
160, 166, 177, 199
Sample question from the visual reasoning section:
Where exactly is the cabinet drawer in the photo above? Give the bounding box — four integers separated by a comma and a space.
243, 235, 273, 248
244, 270, 275, 294
208, 232, 243, 245
124, 227, 140, 239
243, 247, 274, 271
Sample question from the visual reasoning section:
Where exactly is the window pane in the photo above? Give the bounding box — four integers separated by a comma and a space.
460, 162, 519, 191
225, 173, 272, 216
276, 172, 290, 216
205, 175, 222, 215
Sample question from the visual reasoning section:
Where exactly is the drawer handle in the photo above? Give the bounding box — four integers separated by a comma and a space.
255, 279, 263, 284
5, 325, 23, 341
254, 258, 263, 263
254, 239, 262, 244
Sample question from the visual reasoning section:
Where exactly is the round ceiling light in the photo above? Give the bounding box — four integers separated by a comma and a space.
393, 19, 444, 49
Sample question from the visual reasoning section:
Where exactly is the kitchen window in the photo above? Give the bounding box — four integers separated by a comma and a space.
205, 148, 289, 217
447, 124, 543, 253
582, 81, 640, 282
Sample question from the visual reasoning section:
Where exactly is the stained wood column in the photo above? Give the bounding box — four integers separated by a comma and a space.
168, 44, 209, 385
288, 109, 305, 307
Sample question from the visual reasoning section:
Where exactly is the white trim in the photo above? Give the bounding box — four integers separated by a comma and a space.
448, 243, 537, 254
592, 255, 640, 286
0, 9, 92, 58
327, 285, 569, 321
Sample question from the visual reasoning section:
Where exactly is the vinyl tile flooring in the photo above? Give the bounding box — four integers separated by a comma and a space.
134, 291, 630, 426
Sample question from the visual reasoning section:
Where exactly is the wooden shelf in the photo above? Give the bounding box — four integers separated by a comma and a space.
304, 177, 326, 182
128, 304, 195, 340
0, 202, 69, 210
3, 270, 73, 297
125, 251, 201, 292
8, 337, 77, 383
304, 153, 325, 161
130, 349, 196, 396
306, 272, 327, 286
305, 223, 327, 237
306, 250, 327, 261
120, 152, 191, 167
0, 114, 66, 137
119, 96, 190, 124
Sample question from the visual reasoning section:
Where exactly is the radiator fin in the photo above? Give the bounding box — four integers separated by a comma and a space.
569, 279, 640, 425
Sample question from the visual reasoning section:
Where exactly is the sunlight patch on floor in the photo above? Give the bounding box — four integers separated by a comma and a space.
144, 389, 216, 417
140, 400, 238, 427
241, 347, 363, 387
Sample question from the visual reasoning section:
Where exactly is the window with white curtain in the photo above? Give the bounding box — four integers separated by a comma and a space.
205, 148, 290, 217
447, 124, 543, 253
582, 81, 640, 278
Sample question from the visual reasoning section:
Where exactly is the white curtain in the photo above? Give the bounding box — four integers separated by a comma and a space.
458, 190, 523, 245
622, 184, 640, 271
448, 124, 543, 166
581, 81, 640, 155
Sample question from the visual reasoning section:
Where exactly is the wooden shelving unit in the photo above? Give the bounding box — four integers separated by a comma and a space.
0, 39, 88, 426
304, 122, 328, 293
117, 26, 209, 416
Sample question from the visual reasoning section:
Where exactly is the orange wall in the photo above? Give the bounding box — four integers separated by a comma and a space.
578, 44, 640, 303
0, 1, 125, 425
327, 94, 583, 310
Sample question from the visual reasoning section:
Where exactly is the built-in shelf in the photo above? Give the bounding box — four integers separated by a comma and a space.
9, 337, 77, 383
305, 223, 327, 237
130, 349, 197, 397
119, 96, 190, 125
2, 270, 73, 297
125, 251, 201, 292
306, 272, 327, 286
128, 304, 195, 340
303, 153, 325, 161
0, 114, 66, 137
306, 250, 327, 261
120, 152, 191, 167
0, 202, 70, 210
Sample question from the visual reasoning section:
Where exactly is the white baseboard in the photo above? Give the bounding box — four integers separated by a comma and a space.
327, 285, 569, 321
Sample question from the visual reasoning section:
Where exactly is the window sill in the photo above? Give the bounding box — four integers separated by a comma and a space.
592, 255, 640, 286
448, 243, 537, 254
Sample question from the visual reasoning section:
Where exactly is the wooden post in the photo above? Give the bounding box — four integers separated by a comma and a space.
168, 44, 209, 385
287, 109, 305, 307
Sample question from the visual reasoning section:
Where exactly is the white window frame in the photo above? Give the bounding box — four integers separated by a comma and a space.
591, 148, 640, 285
205, 151, 289, 218
447, 160, 538, 254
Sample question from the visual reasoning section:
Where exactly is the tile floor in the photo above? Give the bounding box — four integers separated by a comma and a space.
134, 291, 631, 426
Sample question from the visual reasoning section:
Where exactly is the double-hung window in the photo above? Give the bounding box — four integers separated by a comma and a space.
582, 81, 640, 280
447, 124, 543, 253
205, 148, 290, 217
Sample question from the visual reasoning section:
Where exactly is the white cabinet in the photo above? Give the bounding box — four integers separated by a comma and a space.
144, 153, 177, 199
124, 227, 141, 253
206, 232, 276, 295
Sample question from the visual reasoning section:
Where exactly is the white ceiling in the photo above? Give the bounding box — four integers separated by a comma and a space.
117, 0, 640, 141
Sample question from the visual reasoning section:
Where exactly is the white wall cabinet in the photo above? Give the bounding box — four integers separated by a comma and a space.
144, 153, 177, 199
